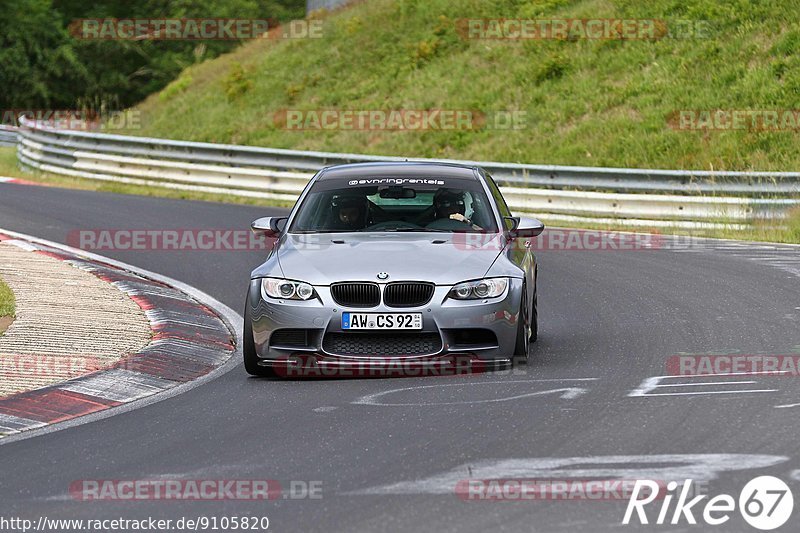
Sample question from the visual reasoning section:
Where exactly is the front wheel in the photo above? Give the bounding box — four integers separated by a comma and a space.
513, 286, 530, 364
243, 291, 277, 378
529, 283, 538, 344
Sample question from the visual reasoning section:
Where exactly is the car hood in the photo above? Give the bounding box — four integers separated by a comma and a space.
273, 233, 504, 285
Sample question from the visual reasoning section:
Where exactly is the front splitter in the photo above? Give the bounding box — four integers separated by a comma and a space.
257, 353, 512, 378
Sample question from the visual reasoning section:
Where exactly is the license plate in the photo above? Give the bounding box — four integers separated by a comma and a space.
342, 313, 422, 330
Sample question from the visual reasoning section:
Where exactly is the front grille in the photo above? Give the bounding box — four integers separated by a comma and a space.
270, 329, 310, 348
384, 282, 435, 308
323, 332, 442, 356
331, 282, 380, 308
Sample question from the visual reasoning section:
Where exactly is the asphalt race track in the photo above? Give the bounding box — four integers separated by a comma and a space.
2, 182, 800, 532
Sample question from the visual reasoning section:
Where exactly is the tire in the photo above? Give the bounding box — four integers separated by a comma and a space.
513, 285, 530, 364
243, 291, 278, 378
529, 282, 538, 344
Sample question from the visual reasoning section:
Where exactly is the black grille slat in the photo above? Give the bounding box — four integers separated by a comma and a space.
323, 332, 442, 356
331, 282, 380, 308
384, 282, 434, 308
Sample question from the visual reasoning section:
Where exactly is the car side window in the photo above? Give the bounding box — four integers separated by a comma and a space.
485, 174, 514, 230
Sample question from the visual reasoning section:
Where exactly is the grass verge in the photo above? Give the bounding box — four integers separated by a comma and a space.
0, 276, 14, 335
126, 0, 800, 173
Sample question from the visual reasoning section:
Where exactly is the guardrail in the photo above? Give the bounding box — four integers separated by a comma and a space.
0, 126, 18, 147
15, 117, 800, 227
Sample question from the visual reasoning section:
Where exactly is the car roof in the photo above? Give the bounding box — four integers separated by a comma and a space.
317, 162, 483, 181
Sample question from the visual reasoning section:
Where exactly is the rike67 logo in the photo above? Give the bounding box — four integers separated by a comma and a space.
623, 476, 793, 530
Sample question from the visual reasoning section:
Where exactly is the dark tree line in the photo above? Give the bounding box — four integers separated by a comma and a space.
0, 0, 304, 113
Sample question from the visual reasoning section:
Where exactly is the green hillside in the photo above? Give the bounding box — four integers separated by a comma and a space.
129, 0, 800, 171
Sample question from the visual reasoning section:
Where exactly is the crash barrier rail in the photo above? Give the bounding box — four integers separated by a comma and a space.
15, 116, 800, 225
0, 126, 18, 147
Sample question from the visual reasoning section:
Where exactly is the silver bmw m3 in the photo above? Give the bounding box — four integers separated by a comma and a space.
243, 162, 544, 377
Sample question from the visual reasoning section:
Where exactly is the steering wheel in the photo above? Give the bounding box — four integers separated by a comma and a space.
365, 221, 423, 231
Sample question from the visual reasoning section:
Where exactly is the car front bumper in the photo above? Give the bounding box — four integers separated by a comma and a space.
247, 277, 523, 371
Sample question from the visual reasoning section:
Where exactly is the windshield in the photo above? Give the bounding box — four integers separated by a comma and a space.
290, 177, 498, 234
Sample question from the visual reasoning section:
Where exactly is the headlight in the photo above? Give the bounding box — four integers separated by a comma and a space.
261, 278, 317, 301
448, 278, 508, 300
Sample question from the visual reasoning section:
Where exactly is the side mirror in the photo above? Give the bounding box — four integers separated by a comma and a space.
251, 217, 288, 237
505, 217, 545, 238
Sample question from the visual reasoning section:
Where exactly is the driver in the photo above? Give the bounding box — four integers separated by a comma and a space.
331, 194, 368, 230
432, 189, 482, 230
